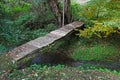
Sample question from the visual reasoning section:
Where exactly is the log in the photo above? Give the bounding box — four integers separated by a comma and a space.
0, 21, 84, 70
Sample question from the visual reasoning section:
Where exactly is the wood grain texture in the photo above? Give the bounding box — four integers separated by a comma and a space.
8, 21, 84, 62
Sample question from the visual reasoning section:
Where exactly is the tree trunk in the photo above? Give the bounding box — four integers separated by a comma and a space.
47, 0, 72, 27
64, 0, 72, 24
47, 0, 62, 27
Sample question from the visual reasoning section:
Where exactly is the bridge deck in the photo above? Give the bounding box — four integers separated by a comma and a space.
8, 21, 84, 62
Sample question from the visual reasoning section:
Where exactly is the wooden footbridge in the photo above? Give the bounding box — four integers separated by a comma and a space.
7, 21, 84, 66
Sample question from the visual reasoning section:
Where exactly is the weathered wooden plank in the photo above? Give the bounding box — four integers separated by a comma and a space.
8, 21, 84, 63
8, 43, 38, 61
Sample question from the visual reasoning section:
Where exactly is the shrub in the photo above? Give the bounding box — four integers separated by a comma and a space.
1, 0, 30, 18
76, 0, 120, 38
0, 0, 56, 53
45, 23, 57, 32
71, 2, 82, 21
0, 44, 6, 54
78, 23, 119, 38
0, 13, 48, 49
27, 29, 48, 40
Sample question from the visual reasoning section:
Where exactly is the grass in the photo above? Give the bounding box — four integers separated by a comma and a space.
1, 33, 120, 80
72, 42, 119, 61
2, 64, 119, 80
0, 35, 120, 80
71, 38, 120, 61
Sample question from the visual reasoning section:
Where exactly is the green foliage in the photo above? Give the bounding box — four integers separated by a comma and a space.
7, 64, 120, 79
15, 13, 36, 25
78, 0, 114, 20
0, 0, 57, 52
103, 19, 120, 28
0, 0, 56, 53
28, 29, 48, 40
45, 23, 57, 32
78, 65, 120, 76
76, 0, 120, 38
0, 19, 22, 46
30, 0, 55, 22
29, 64, 65, 70
0, 23, 48, 48
78, 23, 119, 38
0, 17, 28, 46
0, 44, 6, 53
71, 3, 82, 20
0, 0, 33, 49
71, 38, 119, 61
107, 0, 120, 11
0, 13, 49, 52
97, 68, 120, 75
9, 64, 66, 79
0, 54, 16, 73
1, 0, 30, 17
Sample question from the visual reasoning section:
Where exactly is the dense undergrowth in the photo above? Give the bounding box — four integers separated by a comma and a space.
70, 0, 120, 62
76, 0, 120, 38
0, 0, 57, 53
0, 0, 120, 79
1, 64, 119, 80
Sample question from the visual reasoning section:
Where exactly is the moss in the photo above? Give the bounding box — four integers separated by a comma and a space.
0, 54, 16, 73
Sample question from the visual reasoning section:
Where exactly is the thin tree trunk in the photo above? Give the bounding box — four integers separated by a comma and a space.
64, 0, 73, 24
62, 0, 65, 27
47, 0, 72, 27
47, 0, 62, 27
